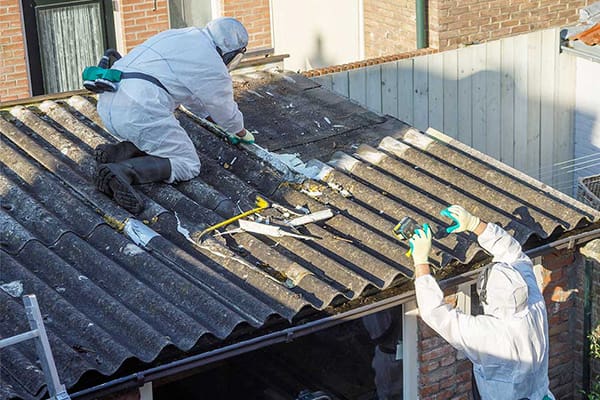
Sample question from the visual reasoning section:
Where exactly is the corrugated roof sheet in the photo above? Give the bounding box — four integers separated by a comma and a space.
1, 71, 599, 399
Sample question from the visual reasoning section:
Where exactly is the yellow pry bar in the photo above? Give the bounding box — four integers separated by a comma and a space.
197, 195, 269, 239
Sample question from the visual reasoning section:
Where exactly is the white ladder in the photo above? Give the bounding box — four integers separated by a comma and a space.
0, 294, 71, 400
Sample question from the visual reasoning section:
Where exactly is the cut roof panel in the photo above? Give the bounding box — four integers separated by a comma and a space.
1, 70, 598, 399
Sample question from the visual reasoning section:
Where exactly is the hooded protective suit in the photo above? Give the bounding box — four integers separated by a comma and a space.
97, 21, 246, 183
415, 223, 554, 400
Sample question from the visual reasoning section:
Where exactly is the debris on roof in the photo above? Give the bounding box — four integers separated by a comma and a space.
1, 70, 599, 399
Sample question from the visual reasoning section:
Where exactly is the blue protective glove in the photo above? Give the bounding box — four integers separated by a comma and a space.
409, 223, 432, 265
440, 205, 480, 233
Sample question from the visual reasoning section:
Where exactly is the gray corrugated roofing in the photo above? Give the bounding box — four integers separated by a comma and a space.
1, 71, 599, 399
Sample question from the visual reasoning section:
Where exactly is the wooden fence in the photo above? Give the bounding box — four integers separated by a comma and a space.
311, 28, 577, 193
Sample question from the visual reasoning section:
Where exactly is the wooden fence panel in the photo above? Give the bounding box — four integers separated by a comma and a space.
413, 56, 429, 131
485, 40, 502, 160
442, 50, 459, 139
366, 65, 382, 112
500, 36, 515, 166
513, 34, 529, 173
331, 71, 349, 98
526, 31, 543, 179
309, 28, 576, 192
397, 58, 414, 124
348, 68, 366, 105
458, 46, 474, 145
428, 52, 444, 133
381, 62, 398, 117
540, 29, 558, 185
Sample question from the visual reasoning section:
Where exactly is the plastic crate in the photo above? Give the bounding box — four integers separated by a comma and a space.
578, 174, 600, 210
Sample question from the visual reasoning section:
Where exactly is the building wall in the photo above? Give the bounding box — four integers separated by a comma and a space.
429, 0, 590, 51
223, 0, 272, 49
363, 0, 415, 58
0, 0, 29, 101
118, 0, 170, 52
417, 250, 584, 399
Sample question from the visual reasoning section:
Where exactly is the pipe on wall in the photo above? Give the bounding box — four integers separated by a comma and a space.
416, 0, 428, 49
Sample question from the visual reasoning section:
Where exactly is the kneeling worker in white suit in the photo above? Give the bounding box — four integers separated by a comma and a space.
95, 17, 253, 214
409, 205, 554, 400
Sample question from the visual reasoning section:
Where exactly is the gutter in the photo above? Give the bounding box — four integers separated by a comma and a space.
70, 226, 600, 399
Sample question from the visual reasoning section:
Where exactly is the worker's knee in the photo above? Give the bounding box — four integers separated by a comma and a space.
168, 157, 201, 183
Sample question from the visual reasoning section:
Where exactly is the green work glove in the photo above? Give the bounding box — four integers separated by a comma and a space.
409, 224, 432, 265
440, 205, 480, 233
227, 129, 255, 145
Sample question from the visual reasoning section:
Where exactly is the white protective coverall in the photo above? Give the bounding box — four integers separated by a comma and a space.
97, 27, 244, 183
415, 223, 554, 400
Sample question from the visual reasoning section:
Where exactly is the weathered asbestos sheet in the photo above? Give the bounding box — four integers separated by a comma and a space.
1, 71, 598, 399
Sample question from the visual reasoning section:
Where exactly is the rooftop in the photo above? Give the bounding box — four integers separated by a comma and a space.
1, 70, 599, 399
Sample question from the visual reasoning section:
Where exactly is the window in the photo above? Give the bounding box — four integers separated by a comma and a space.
168, 0, 212, 29
22, 0, 116, 95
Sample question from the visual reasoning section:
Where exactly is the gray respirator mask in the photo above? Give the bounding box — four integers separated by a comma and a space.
217, 46, 246, 71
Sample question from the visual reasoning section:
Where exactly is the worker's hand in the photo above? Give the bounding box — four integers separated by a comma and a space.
409, 224, 432, 265
441, 205, 480, 233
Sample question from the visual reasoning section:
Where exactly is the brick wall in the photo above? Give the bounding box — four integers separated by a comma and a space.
363, 0, 416, 59
429, 0, 593, 50
118, 0, 170, 52
0, 0, 30, 101
541, 251, 583, 399
417, 250, 584, 399
418, 319, 473, 399
223, 0, 272, 49
593, 257, 600, 381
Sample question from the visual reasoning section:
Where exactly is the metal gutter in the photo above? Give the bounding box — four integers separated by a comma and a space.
560, 43, 600, 64
70, 226, 600, 399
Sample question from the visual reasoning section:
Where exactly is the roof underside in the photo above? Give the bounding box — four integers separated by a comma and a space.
1, 71, 598, 399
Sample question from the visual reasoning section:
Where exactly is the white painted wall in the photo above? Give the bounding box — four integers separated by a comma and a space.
575, 58, 600, 186
271, 0, 363, 72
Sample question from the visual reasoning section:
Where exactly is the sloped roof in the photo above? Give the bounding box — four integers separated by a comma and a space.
1, 71, 599, 399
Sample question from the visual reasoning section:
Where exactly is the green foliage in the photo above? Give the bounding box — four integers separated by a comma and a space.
585, 325, 600, 400
591, 326, 600, 360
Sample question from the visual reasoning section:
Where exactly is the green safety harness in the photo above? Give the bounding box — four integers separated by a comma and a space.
82, 49, 169, 94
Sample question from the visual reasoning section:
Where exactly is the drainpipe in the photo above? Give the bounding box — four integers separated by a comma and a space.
416, 0, 428, 49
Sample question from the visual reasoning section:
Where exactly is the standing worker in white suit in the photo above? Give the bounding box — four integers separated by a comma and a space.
409, 205, 554, 400
93, 17, 253, 214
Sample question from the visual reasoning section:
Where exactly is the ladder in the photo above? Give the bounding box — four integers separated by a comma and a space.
0, 294, 71, 400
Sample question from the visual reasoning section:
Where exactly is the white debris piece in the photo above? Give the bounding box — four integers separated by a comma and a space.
288, 209, 334, 226
0, 281, 23, 297
122, 243, 145, 256
248, 90, 264, 98
324, 117, 331, 124
239, 220, 316, 240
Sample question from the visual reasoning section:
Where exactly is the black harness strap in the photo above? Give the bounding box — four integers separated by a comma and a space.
121, 72, 170, 94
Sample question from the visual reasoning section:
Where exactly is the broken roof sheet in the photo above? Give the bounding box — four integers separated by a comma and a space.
1, 71, 599, 399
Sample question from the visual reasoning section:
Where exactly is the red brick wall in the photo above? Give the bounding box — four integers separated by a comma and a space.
363, 0, 415, 58
417, 250, 583, 399
541, 251, 583, 399
223, 0, 272, 49
118, 0, 170, 52
419, 319, 473, 399
431, 0, 592, 50
0, 0, 30, 101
